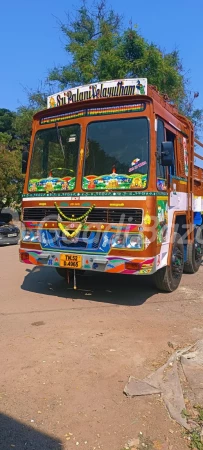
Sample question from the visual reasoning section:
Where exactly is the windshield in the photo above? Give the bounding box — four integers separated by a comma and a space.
82, 118, 149, 190
28, 124, 80, 192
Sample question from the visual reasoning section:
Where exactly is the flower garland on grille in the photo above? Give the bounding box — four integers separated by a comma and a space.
55, 202, 95, 239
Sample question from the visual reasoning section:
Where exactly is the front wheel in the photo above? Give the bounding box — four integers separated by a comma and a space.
184, 226, 203, 274
153, 232, 184, 292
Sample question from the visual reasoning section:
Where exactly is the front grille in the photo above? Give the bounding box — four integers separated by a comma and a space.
108, 209, 142, 224
45, 230, 102, 250
0, 226, 18, 237
23, 207, 143, 224
0, 231, 11, 237
59, 231, 89, 249
48, 230, 90, 249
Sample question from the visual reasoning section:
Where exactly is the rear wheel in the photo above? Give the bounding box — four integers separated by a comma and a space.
184, 226, 203, 274
153, 232, 184, 292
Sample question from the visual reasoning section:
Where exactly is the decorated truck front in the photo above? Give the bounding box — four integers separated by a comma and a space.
20, 78, 202, 291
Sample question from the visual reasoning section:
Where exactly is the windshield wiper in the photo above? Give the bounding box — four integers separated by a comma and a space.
55, 123, 65, 158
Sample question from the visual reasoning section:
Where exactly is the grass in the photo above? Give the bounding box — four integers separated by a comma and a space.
120, 408, 203, 450
189, 429, 203, 450
185, 406, 203, 450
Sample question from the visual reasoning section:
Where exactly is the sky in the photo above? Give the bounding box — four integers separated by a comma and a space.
1, 0, 203, 114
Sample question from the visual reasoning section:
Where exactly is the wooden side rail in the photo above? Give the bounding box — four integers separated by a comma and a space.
195, 138, 203, 149
194, 140, 203, 176
194, 152, 203, 161
194, 165, 203, 182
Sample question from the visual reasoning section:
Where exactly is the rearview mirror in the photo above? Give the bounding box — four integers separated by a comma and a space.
161, 142, 174, 167
22, 148, 29, 174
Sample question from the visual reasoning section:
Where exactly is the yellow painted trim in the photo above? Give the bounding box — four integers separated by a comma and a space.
157, 196, 168, 201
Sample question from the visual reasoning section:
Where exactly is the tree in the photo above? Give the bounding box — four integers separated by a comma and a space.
48, 2, 183, 102
14, 106, 35, 147
0, 143, 23, 210
0, 108, 15, 135
47, 0, 202, 133
0, 109, 24, 210
13, 85, 48, 148
0, 108, 16, 150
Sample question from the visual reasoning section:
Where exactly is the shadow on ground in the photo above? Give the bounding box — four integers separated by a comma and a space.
21, 266, 161, 306
0, 413, 62, 450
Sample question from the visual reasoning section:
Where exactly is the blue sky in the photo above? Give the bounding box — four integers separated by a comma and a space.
0, 0, 203, 114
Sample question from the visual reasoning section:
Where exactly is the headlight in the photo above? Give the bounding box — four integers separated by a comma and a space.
111, 234, 125, 248
22, 230, 39, 242
22, 230, 31, 241
31, 230, 39, 242
126, 234, 143, 249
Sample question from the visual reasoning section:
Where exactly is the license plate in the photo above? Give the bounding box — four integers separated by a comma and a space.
8, 233, 17, 237
60, 254, 82, 269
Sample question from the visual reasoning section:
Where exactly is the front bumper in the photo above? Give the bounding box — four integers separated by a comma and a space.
0, 236, 19, 246
19, 248, 156, 275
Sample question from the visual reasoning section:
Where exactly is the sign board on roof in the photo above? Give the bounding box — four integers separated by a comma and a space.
47, 78, 147, 109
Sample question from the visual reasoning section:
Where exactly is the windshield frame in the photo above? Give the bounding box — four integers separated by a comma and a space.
28, 122, 81, 193
82, 116, 150, 192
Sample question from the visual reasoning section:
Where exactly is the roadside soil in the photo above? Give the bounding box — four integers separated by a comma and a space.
0, 245, 203, 450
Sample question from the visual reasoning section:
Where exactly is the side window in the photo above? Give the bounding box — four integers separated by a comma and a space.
156, 119, 166, 189
166, 129, 176, 176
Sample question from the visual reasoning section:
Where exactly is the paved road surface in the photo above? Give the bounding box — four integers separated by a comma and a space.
0, 245, 203, 450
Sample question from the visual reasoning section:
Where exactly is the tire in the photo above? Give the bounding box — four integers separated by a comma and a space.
184, 226, 203, 274
153, 232, 184, 292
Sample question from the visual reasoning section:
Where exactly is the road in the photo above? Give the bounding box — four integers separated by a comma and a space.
0, 245, 203, 450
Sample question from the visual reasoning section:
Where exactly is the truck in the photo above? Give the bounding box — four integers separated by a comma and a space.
20, 78, 203, 291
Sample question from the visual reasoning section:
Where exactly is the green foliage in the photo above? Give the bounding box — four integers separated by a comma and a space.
47, 0, 202, 134
49, 1, 122, 86
0, 108, 15, 135
0, 132, 12, 146
189, 429, 203, 450
180, 96, 203, 137
14, 0, 201, 134
195, 405, 203, 422
0, 144, 23, 208
48, 2, 184, 103
0, 108, 26, 209
27, 88, 47, 110
14, 106, 35, 147
181, 408, 190, 418
184, 405, 203, 450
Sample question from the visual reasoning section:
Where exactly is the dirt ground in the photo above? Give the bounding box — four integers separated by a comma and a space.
0, 245, 203, 450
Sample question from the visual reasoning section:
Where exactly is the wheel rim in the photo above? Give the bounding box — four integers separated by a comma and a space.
171, 246, 183, 279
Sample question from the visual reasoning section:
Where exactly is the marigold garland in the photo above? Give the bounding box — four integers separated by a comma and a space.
55, 202, 95, 239
58, 221, 83, 239
54, 202, 95, 222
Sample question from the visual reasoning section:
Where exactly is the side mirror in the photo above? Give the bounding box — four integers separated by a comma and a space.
22, 149, 29, 174
161, 141, 174, 167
